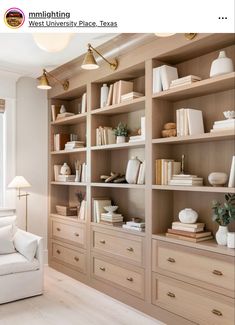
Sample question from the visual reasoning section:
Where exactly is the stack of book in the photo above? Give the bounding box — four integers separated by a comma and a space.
57, 175, 76, 182
166, 221, 213, 242
153, 65, 178, 93
170, 75, 201, 88
105, 80, 133, 106
156, 159, 181, 185
176, 108, 204, 136
65, 141, 85, 150
211, 118, 235, 133
122, 220, 145, 232
169, 174, 203, 186
100, 212, 124, 226
56, 112, 74, 120
53, 133, 69, 151
96, 127, 116, 146
121, 91, 144, 102
129, 117, 145, 143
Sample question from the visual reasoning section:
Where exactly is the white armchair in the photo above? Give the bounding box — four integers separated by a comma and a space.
0, 209, 43, 304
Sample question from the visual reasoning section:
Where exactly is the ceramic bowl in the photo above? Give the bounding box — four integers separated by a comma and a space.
223, 110, 235, 119
179, 208, 198, 224
208, 172, 228, 187
104, 206, 118, 213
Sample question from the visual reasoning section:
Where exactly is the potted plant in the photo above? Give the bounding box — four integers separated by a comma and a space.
212, 194, 235, 245
114, 122, 128, 144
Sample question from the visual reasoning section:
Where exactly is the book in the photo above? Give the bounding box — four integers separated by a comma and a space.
81, 163, 87, 182
51, 105, 60, 122
167, 229, 211, 238
169, 179, 203, 186
171, 75, 202, 84
54, 165, 62, 181
167, 161, 181, 184
57, 175, 76, 182
166, 233, 213, 242
176, 108, 204, 136
152, 67, 162, 93
137, 161, 145, 184
122, 224, 145, 232
116, 80, 133, 104
112, 82, 118, 105
56, 112, 74, 119
126, 221, 145, 228
212, 122, 235, 129
228, 156, 235, 188
100, 221, 123, 227
81, 93, 87, 113
54, 133, 70, 151
160, 65, 178, 91
172, 221, 205, 228
93, 199, 111, 223
121, 92, 144, 102
106, 84, 113, 106
172, 226, 204, 233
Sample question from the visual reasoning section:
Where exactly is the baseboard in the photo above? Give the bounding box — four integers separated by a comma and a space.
44, 249, 48, 265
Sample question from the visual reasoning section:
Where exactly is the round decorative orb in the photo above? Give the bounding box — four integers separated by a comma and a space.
208, 172, 228, 187
179, 208, 198, 224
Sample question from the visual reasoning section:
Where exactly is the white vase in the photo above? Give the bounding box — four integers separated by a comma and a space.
210, 51, 234, 77
126, 156, 141, 184
215, 225, 228, 245
60, 163, 71, 175
60, 105, 66, 113
227, 232, 235, 249
116, 136, 126, 144
178, 208, 198, 224
100, 84, 109, 108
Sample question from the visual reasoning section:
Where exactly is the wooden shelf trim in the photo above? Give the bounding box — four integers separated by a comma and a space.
91, 141, 145, 151
51, 113, 87, 125
91, 182, 145, 189
152, 72, 235, 101
152, 185, 235, 193
51, 181, 87, 186
91, 97, 145, 115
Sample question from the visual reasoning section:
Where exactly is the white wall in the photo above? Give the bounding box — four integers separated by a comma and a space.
16, 77, 48, 261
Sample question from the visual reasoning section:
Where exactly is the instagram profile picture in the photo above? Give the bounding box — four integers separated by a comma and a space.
4, 8, 25, 29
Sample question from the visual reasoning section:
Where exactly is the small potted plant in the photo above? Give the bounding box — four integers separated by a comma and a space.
212, 193, 235, 245
114, 122, 128, 144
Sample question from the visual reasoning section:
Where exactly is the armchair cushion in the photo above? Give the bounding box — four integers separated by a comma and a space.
0, 252, 39, 276
0, 215, 17, 228
0, 225, 15, 254
14, 231, 38, 262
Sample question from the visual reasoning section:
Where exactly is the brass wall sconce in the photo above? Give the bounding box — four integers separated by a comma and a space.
81, 43, 118, 71
37, 69, 69, 91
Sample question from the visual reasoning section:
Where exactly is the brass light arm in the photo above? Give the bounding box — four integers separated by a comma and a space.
88, 43, 118, 70
43, 69, 69, 91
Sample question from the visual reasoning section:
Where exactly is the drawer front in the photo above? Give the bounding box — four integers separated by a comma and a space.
52, 243, 85, 272
93, 257, 144, 297
52, 220, 85, 246
153, 241, 234, 292
93, 231, 143, 264
153, 274, 235, 325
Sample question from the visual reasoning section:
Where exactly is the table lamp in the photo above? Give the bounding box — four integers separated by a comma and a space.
8, 176, 31, 231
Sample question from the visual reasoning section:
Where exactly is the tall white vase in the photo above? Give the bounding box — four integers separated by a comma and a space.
126, 157, 141, 184
215, 225, 228, 245
210, 51, 234, 77
100, 84, 109, 108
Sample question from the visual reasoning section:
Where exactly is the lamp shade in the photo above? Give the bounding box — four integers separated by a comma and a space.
37, 71, 52, 90
81, 49, 99, 70
155, 33, 176, 37
33, 33, 73, 52
8, 176, 31, 189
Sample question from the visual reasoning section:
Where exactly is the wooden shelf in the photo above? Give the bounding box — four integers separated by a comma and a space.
152, 185, 235, 193
91, 182, 145, 189
50, 213, 86, 223
51, 148, 86, 155
91, 141, 145, 151
91, 97, 145, 115
152, 130, 235, 145
51, 113, 87, 125
152, 72, 235, 101
51, 181, 87, 186
91, 222, 145, 237
152, 234, 235, 257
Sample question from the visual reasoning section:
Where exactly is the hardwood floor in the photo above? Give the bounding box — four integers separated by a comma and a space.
0, 267, 163, 325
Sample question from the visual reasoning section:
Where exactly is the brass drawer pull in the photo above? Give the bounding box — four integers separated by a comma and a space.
126, 277, 133, 282
167, 292, 175, 298
212, 309, 223, 316
74, 256, 79, 262
167, 257, 175, 263
74, 232, 80, 237
56, 249, 61, 254
126, 247, 134, 252
100, 240, 106, 244
56, 227, 61, 232
212, 270, 223, 276
99, 266, 106, 271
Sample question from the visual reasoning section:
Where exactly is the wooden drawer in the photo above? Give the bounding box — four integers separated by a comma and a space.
93, 230, 143, 265
52, 220, 85, 247
52, 242, 85, 273
152, 273, 235, 325
93, 257, 144, 298
152, 240, 235, 295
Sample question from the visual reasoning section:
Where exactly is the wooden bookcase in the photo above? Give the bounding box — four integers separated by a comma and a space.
48, 34, 235, 325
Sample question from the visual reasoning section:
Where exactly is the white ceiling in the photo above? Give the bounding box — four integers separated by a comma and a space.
0, 33, 118, 77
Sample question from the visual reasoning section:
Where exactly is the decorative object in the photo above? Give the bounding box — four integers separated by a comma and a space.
60, 105, 66, 114
104, 205, 118, 214
180, 154, 185, 174
100, 84, 109, 108
161, 122, 176, 138
178, 208, 198, 224
37, 68, 69, 91
101, 205, 123, 226
100, 172, 126, 183
208, 172, 228, 187
81, 43, 118, 70
126, 156, 141, 184
78, 200, 87, 220
212, 194, 235, 245
223, 110, 235, 119
8, 176, 31, 231
55, 205, 77, 216
76, 191, 86, 219
228, 156, 235, 187
210, 50, 234, 78
60, 163, 71, 175
114, 122, 128, 144
227, 232, 235, 249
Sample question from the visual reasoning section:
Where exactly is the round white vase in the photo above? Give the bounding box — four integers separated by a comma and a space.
210, 51, 234, 77
178, 208, 198, 224
60, 163, 71, 175
208, 172, 228, 187
215, 225, 228, 245
116, 136, 126, 144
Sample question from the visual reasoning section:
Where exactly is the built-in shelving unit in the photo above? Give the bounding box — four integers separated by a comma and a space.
48, 34, 235, 325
